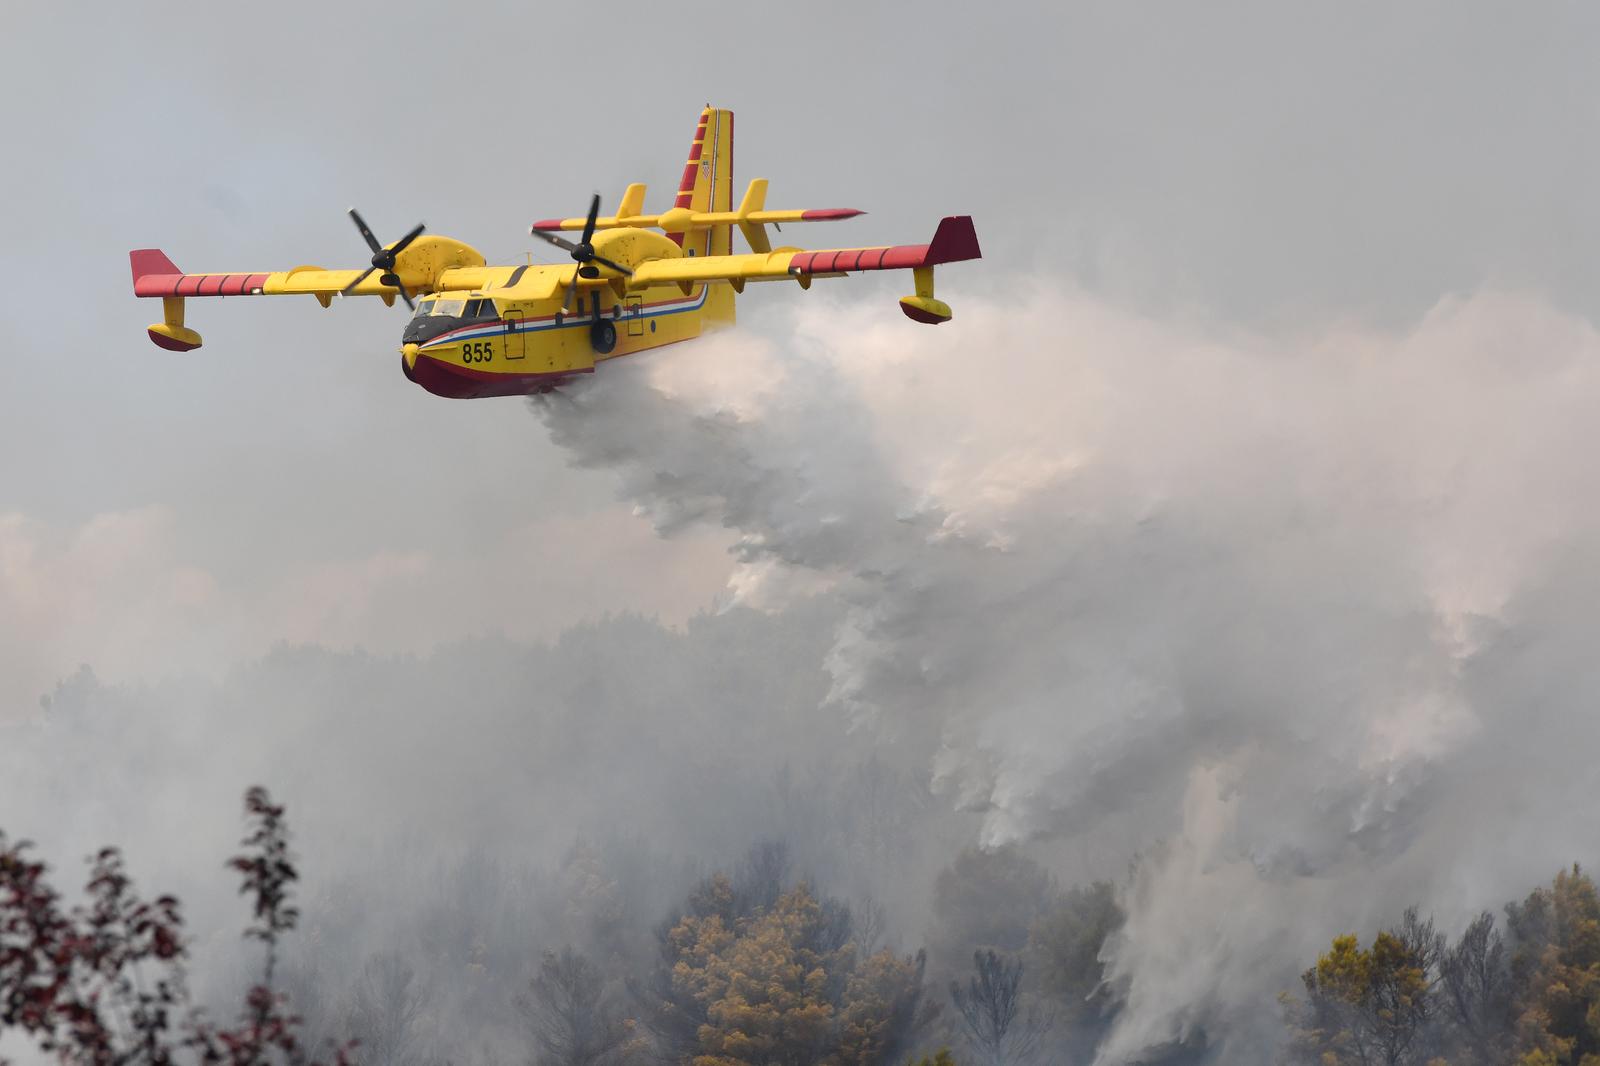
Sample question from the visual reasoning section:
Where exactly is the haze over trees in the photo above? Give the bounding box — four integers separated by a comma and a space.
0, 608, 1129, 1064
5, 732, 1599, 1064
1, 791, 1131, 1066
21, 779, 1596, 1065
3, 607, 1597, 1064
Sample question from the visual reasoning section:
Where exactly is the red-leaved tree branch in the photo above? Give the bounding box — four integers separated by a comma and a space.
0, 787, 354, 1066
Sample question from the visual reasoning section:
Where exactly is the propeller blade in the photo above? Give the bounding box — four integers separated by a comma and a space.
341, 211, 419, 310
348, 208, 382, 254
341, 266, 378, 296
564, 268, 580, 313
533, 230, 581, 254
389, 221, 427, 257
589, 254, 633, 277
581, 193, 601, 245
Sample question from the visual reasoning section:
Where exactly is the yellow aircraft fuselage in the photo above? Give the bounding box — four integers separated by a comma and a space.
396, 229, 736, 398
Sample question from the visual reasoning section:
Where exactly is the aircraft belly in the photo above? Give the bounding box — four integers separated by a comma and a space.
408, 350, 591, 399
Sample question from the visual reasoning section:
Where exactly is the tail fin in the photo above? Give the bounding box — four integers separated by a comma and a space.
130, 248, 183, 286
675, 106, 734, 256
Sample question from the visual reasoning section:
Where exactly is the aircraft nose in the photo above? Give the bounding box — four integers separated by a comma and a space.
402, 342, 420, 369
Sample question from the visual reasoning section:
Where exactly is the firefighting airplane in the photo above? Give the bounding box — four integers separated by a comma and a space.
128, 106, 980, 399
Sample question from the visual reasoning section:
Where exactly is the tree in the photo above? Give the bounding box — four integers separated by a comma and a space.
1505, 864, 1600, 1065
1365, 917, 1441, 1066
835, 948, 932, 1066
556, 841, 629, 966
0, 786, 354, 1065
927, 848, 1055, 974
685, 884, 847, 1066
643, 850, 931, 1066
342, 953, 432, 1066
948, 951, 1050, 1066
640, 872, 740, 1063
1026, 880, 1122, 1053
1285, 910, 1443, 1066
1439, 912, 1512, 1065
521, 947, 640, 1066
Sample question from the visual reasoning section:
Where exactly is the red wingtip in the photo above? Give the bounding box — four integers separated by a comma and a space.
800, 208, 866, 221
130, 248, 181, 285
529, 219, 566, 232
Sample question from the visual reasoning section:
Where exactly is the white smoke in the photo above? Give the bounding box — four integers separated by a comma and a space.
0, 507, 223, 708
0, 504, 731, 716
530, 284, 1600, 1062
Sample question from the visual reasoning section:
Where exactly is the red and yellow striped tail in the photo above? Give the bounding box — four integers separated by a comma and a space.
676, 107, 734, 256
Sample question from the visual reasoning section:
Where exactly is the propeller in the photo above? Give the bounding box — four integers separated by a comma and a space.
341, 209, 426, 309
530, 194, 633, 313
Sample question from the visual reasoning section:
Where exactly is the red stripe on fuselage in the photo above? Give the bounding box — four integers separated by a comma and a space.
420, 289, 707, 348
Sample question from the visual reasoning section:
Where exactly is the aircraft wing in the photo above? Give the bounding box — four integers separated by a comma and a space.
131, 250, 410, 305
483, 264, 608, 302
629, 215, 980, 290
128, 237, 488, 350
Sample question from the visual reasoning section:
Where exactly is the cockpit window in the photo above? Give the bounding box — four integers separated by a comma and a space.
431, 298, 466, 318
412, 299, 436, 318
464, 298, 498, 319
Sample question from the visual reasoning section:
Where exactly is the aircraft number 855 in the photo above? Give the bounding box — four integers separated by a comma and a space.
462, 341, 494, 363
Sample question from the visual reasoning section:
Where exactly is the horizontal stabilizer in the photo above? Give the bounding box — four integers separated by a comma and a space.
532, 201, 862, 234
627, 215, 981, 287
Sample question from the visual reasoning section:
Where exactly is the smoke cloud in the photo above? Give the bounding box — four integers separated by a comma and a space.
530, 285, 1600, 1061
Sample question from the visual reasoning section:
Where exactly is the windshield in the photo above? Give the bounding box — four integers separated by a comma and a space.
412, 299, 436, 318
430, 298, 466, 318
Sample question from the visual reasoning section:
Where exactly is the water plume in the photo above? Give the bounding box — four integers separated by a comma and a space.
531, 285, 1600, 1061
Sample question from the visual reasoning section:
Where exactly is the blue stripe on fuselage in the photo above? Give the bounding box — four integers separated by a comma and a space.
418, 286, 710, 350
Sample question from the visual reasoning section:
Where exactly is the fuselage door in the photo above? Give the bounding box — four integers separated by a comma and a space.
504, 309, 525, 359
626, 295, 644, 337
